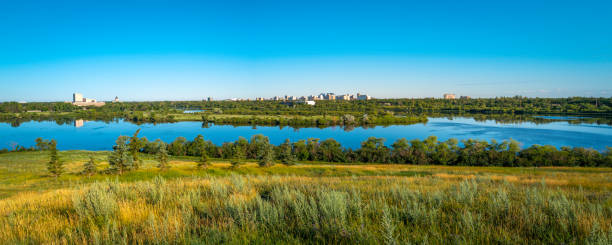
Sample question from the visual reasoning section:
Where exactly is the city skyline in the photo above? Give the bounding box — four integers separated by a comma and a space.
1, 1, 611, 101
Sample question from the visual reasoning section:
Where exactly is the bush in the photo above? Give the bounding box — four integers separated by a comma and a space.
73, 182, 118, 226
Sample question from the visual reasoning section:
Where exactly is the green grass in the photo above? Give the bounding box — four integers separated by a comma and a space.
0, 151, 611, 244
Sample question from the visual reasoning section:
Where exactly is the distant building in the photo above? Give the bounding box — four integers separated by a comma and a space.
263, 92, 373, 102
322, 93, 336, 100
356, 93, 371, 100
296, 100, 316, 106
71, 93, 105, 107
113, 96, 119, 102
207, 97, 213, 101
337, 94, 351, 100
460, 96, 471, 99
255, 97, 265, 101
73, 93, 83, 103
443, 93, 456, 99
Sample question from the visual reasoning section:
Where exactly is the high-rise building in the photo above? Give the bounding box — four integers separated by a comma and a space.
73, 93, 83, 102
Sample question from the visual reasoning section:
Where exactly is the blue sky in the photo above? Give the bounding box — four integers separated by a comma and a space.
0, 0, 611, 101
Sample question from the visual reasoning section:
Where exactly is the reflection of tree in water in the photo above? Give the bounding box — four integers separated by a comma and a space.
10, 120, 21, 127
1, 112, 611, 128
422, 113, 612, 126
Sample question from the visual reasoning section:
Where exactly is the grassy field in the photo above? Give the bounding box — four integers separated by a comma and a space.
0, 151, 611, 244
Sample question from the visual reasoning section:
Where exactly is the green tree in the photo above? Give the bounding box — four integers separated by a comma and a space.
391, 138, 410, 163
82, 155, 97, 176
408, 139, 429, 165
280, 139, 297, 166
231, 143, 246, 168
249, 134, 269, 159
306, 138, 320, 161
319, 138, 345, 162
500, 139, 520, 167
35, 137, 51, 151
157, 143, 170, 170
188, 135, 206, 156
128, 129, 146, 169
108, 136, 134, 174
431, 140, 456, 165
359, 137, 388, 163
257, 144, 275, 167
168, 137, 187, 156
47, 139, 64, 177
197, 146, 209, 168
604, 147, 612, 167
293, 139, 309, 161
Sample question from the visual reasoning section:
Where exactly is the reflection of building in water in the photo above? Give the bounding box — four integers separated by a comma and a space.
74, 119, 84, 128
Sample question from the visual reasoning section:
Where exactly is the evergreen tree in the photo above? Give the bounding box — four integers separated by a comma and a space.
157, 143, 170, 170
47, 139, 64, 177
197, 146, 209, 168
128, 129, 145, 169
279, 139, 297, 166
82, 155, 97, 176
108, 136, 134, 174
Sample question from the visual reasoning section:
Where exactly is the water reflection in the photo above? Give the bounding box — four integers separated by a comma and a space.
74, 119, 84, 128
2, 117, 611, 151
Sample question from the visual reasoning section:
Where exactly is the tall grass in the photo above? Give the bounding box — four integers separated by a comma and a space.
0, 174, 610, 244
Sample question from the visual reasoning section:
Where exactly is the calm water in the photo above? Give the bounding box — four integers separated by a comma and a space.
1, 118, 611, 151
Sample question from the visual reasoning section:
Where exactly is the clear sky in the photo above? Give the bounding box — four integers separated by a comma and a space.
0, 0, 611, 101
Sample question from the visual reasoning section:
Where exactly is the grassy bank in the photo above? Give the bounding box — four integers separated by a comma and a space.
0, 151, 611, 243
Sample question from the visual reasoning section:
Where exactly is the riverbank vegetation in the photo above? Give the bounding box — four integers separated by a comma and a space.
5, 132, 611, 168
0, 150, 610, 244
98, 133, 612, 168
1, 97, 611, 126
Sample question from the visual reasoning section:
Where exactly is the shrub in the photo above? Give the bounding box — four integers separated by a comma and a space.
73, 182, 118, 226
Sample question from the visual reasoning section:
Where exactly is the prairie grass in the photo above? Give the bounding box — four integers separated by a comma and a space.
0, 151, 610, 244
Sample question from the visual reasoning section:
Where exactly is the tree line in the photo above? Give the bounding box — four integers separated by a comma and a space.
2, 96, 611, 115
2, 97, 611, 128
27, 130, 612, 177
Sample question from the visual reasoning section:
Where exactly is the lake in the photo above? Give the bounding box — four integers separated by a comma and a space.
1, 117, 611, 151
